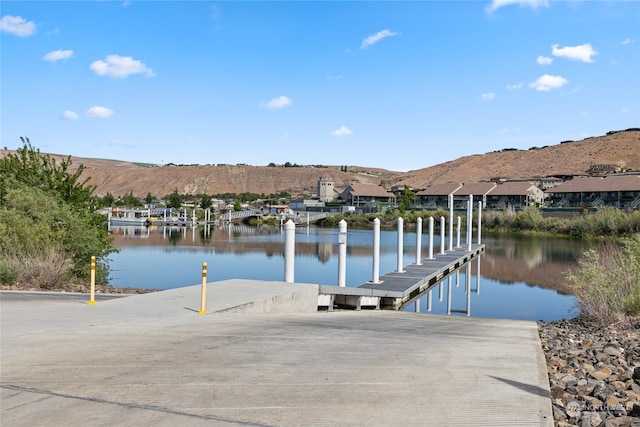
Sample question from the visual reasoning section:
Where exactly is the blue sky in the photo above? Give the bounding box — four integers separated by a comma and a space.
1, 1, 638, 172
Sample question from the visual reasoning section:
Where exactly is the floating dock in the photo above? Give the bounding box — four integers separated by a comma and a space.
318, 244, 485, 310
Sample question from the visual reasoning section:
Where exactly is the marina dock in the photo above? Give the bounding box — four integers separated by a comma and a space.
318, 244, 485, 311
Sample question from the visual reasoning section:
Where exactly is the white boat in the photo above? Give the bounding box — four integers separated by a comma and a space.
108, 208, 155, 226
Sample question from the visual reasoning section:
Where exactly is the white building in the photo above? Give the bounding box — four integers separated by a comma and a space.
317, 176, 335, 202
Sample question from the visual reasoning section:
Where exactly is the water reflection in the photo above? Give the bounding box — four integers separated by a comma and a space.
111, 224, 404, 266
410, 257, 481, 316
481, 233, 592, 294
111, 226, 588, 293
405, 255, 576, 322
108, 225, 581, 321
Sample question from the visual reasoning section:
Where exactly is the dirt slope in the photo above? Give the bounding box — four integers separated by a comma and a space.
387, 129, 640, 189
2, 129, 638, 197
83, 164, 397, 198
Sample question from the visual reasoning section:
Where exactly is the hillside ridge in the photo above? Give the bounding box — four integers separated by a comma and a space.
1, 129, 638, 198
386, 129, 640, 190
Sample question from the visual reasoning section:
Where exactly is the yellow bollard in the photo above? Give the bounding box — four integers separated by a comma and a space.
198, 262, 208, 314
87, 256, 96, 305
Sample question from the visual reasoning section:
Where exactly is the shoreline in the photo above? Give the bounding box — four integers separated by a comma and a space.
0, 283, 159, 294
538, 316, 640, 426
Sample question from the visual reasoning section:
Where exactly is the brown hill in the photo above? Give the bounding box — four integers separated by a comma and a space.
84, 164, 398, 198
2, 129, 638, 198
0, 148, 398, 197
386, 129, 640, 190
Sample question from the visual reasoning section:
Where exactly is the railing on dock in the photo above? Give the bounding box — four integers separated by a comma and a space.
281, 195, 486, 313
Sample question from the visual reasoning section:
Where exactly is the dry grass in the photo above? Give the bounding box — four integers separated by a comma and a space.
4, 130, 637, 198
1, 250, 72, 290
565, 236, 640, 325
393, 130, 640, 189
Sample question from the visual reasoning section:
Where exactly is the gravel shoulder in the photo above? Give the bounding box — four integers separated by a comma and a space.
0, 282, 158, 294
538, 317, 640, 427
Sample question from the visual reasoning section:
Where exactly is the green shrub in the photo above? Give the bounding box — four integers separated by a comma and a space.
511, 206, 544, 231
0, 256, 20, 285
574, 206, 640, 236
0, 183, 113, 279
0, 138, 94, 208
481, 206, 640, 237
565, 235, 640, 325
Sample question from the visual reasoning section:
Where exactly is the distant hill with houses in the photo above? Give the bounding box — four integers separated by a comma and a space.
1, 128, 638, 199
385, 128, 640, 190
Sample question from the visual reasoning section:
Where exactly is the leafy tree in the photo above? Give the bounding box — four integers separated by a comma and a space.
200, 194, 212, 210
122, 191, 143, 207
165, 189, 182, 209
233, 200, 242, 211
102, 192, 115, 207
238, 192, 259, 202
145, 192, 154, 206
269, 190, 291, 200
399, 186, 415, 212
0, 137, 95, 209
0, 139, 115, 287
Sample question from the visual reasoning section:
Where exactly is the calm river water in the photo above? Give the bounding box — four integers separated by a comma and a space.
107, 223, 593, 322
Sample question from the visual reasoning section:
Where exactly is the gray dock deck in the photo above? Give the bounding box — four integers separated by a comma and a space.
319, 244, 485, 310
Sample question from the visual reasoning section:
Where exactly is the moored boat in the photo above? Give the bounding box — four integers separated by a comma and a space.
108, 208, 155, 226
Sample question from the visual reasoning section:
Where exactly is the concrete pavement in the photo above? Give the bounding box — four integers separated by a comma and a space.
1, 280, 552, 426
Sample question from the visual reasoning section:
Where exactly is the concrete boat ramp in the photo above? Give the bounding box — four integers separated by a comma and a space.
1, 281, 553, 426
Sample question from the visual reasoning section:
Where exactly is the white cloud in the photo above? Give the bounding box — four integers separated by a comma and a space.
537, 55, 553, 65
551, 43, 598, 63
361, 29, 398, 49
622, 38, 635, 45
330, 126, 353, 138
482, 92, 495, 101
529, 74, 568, 91
506, 83, 523, 90
487, 0, 549, 13
1, 15, 36, 37
43, 49, 73, 62
86, 106, 115, 118
262, 96, 292, 110
63, 110, 78, 120
90, 55, 154, 78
